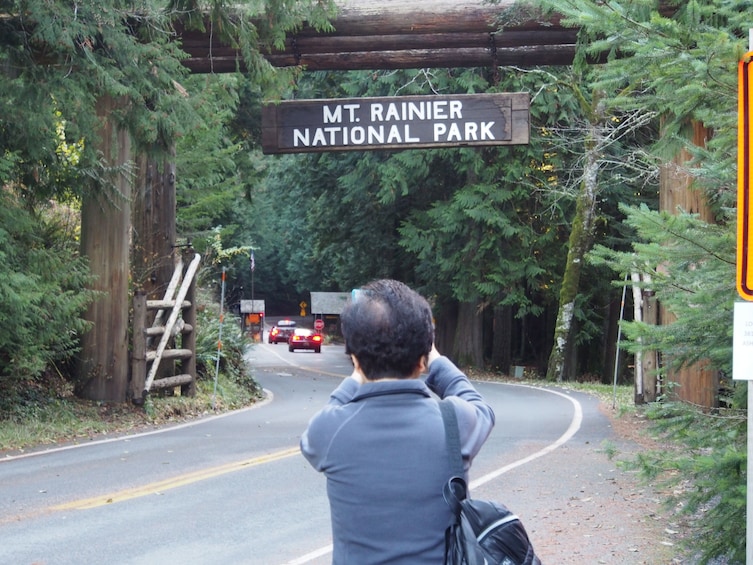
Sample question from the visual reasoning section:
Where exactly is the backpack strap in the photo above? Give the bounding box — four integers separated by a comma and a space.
443, 476, 467, 515
439, 399, 469, 516
438, 399, 465, 478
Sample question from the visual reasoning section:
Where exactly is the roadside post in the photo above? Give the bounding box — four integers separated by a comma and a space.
212, 267, 226, 410
735, 29, 753, 565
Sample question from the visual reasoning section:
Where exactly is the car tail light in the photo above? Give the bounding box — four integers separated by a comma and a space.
271, 328, 279, 336
312, 335, 322, 342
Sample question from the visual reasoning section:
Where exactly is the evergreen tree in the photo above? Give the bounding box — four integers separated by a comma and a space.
263, 67, 591, 368
0, 1, 336, 400
531, 0, 746, 560
0, 193, 95, 395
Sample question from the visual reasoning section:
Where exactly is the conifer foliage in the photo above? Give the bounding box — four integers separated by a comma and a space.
0, 0, 333, 400
532, 0, 747, 560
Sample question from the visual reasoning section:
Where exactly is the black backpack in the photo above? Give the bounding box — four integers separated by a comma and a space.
443, 475, 542, 565
439, 400, 542, 565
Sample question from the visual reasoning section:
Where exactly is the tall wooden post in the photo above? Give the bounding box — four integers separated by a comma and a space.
132, 148, 178, 384
658, 120, 718, 407
132, 147, 177, 298
181, 255, 198, 397
77, 95, 132, 402
130, 291, 147, 402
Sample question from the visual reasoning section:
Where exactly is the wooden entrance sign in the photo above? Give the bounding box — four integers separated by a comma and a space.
262, 92, 529, 154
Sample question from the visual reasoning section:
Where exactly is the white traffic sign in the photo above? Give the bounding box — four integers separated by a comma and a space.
734, 302, 753, 380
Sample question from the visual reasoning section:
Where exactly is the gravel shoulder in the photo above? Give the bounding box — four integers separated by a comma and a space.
472, 387, 686, 565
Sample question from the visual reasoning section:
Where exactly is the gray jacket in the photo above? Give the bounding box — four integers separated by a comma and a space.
300, 356, 495, 565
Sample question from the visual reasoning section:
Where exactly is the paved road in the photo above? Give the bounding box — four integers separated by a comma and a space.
0, 341, 584, 564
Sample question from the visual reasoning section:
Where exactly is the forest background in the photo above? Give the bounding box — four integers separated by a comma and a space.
0, 0, 750, 562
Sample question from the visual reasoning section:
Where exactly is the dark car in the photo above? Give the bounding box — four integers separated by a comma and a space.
288, 328, 323, 353
268, 319, 296, 344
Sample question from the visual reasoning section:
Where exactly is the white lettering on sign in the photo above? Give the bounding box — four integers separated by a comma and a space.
368, 100, 463, 122
293, 125, 421, 147
323, 104, 360, 124
292, 100, 498, 148
263, 94, 527, 152
433, 121, 496, 142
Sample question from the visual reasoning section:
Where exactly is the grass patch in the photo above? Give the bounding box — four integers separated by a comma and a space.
0, 374, 263, 454
464, 366, 635, 413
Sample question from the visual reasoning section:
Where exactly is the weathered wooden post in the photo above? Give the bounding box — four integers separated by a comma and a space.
181, 253, 198, 397
131, 291, 147, 403
77, 95, 132, 402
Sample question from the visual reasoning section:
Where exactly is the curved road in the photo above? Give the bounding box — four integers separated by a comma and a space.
0, 341, 584, 565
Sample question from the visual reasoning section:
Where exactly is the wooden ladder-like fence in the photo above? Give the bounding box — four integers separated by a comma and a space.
131, 253, 201, 404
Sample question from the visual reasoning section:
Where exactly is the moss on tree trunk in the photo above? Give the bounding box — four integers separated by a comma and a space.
546, 116, 602, 382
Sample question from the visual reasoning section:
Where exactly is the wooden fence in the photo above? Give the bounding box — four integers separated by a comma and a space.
130, 253, 200, 404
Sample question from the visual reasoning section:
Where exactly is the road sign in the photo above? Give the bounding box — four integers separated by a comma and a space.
738, 52, 753, 300
314, 319, 324, 331
262, 93, 530, 154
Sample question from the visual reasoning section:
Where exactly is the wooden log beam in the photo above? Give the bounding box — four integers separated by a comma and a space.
146, 299, 191, 310
184, 45, 578, 73
302, 0, 564, 36
269, 45, 579, 71
183, 42, 581, 72
180, 29, 579, 61
150, 373, 194, 390
145, 324, 194, 337
178, 0, 579, 73
146, 348, 193, 362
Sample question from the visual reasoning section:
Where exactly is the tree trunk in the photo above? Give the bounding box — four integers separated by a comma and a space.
640, 288, 659, 403
132, 148, 177, 299
434, 299, 458, 358
601, 295, 621, 384
453, 300, 484, 367
77, 96, 132, 402
132, 149, 178, 387
491, 304, 512, 373
658, 120, 717, 407
546, 115, 602, 382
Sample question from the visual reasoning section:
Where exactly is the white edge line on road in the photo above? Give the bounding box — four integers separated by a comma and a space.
285, 383, 583, 565
283, 544, 335, 565
0, 391, 275, 462
3, 342, 346, 463
469, 383, 583, 490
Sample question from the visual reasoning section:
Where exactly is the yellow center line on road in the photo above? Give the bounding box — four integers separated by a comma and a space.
52, 446, 301, 511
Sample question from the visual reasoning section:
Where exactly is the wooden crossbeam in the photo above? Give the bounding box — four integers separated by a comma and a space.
177, 0, 579, 73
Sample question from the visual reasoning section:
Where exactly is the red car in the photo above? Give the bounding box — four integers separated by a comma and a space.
288, 328, 323, 353
268, 319, 296, 344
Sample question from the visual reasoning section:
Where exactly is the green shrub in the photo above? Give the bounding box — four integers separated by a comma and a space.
627, 401, 747, 564
0, 196, 95, 393
192, 301, 260, 397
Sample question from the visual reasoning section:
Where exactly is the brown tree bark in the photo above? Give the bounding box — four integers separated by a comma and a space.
131, 149, 178, 388
77, 96, 132, 402
658, 120, 718, 407
132, 149, 177, 299
491, 304, 512, 374
452, 300, 484, 367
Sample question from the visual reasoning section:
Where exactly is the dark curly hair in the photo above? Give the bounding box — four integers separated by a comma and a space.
341, 279, 434, 380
